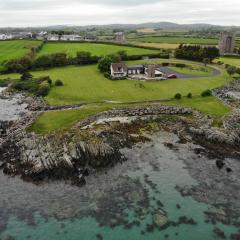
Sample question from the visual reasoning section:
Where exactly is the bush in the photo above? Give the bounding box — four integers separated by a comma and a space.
175, 63, 186, 68
187, 93, 192, 98
162, 62, 169, 66
174, 93, 182, 100
21, 72, 33, 81
37, 81, 50, 96
226, 65, 237, 76
201, 89, 212, 97
55, 80, 64, 86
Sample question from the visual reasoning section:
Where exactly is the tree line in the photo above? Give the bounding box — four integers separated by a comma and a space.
175, 44, 220, 62
1, 51, 169, 74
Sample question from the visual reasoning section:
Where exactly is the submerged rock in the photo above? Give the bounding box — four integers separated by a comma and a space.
152, 210, 169, 229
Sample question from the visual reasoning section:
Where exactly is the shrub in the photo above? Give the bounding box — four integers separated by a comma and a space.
55, 80, 64, 86
226, 65, 237, 76
187, 93, 192, 98
37, 81, 50, 96
21, 72, 33, 81
162, 62, 169, 66
175, 63, 186, 68
201, 89, 212, 97
174, 93, 182, 99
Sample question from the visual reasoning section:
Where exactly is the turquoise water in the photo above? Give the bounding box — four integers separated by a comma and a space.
0, 132, 239, 240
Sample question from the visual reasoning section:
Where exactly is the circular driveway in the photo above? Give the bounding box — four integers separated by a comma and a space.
158, 66, 221, 79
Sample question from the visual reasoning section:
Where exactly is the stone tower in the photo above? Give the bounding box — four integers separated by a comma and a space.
219, 32, 235, 55
146, 64, 156, 78
115, 32, 126, 42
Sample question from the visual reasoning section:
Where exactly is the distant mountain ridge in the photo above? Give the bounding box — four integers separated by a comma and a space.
0, 22, 239, 32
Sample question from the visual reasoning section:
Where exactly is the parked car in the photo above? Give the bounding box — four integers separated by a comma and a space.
168, 74, 178, 79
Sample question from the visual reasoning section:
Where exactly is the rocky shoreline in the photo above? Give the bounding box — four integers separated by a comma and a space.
1, 97, 240, 185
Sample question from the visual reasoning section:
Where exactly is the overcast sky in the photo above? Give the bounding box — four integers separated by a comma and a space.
0, 0, 239, 27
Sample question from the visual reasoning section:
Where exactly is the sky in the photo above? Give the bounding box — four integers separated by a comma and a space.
0, 0, 239, 27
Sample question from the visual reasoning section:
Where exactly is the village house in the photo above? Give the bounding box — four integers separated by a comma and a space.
110, 63, 166, 79
46, 34, 60, 41
115, 32, 126, 42
61, 34, 83, 41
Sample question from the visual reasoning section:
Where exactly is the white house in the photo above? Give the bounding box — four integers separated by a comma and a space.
61, 34, 83, 41
111, 63, 167, 79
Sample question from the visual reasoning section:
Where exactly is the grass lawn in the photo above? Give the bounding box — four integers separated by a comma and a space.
0, 40, 41, 65
28, 104, 112, 134
133, 36, 218, 45
0, 59, 229, 107
217, 56, 240, 67
37, 42, 160, 57
170, 65, 213, 75
29, 96, 230, 134
28, 61, 228, 106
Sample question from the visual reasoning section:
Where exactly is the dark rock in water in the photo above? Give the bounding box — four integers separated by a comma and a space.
178, 216, 197, 225
176, 204, 181, 209
231, 233, 240, 240
146, 223, 155, 232
96, 233, 103, 240
216, 160, 225, 170
213, 227, 226, 239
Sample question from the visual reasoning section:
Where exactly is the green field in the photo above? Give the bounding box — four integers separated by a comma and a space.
217, 56, 240, 67
131, 42, 179, 49
1, 59, 226, 106
0, 40, 41, 64
37, 42, 159, 57
131, 36, 218, 45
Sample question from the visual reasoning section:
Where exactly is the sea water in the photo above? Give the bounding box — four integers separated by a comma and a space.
0, 132, 239, 240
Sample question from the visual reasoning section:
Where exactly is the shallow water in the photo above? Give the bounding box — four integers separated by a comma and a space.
0, 132, 239, 240
0, 87, 28, 121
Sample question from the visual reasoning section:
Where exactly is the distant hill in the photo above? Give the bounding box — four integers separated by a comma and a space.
0, 22, 239, 33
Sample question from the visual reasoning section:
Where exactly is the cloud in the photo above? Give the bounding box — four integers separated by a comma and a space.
0, 0, 239, 27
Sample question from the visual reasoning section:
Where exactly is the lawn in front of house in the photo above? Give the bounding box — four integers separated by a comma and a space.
30, 62, 228, 106
37, 42, 160, 58
0, 58, 229, 107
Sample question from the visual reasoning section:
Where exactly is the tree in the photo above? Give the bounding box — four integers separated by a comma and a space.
174, 93, 182, 100
37, 81, 50, 96
203, 58, 210, 67
76, 51, 92, 65
226, 65, 237, 76
55, 80, 64, 86
117, 51, 128, 61
98, 56, 113, 73
187, 93, 192, 98
175, 45, 219, 62
201, 89, 212, 97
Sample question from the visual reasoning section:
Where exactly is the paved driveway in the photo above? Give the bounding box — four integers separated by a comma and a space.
158, 66, 221, 79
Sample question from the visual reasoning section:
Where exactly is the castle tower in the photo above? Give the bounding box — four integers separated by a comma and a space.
146, 64, 156, 78
219, 32, 235, 55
